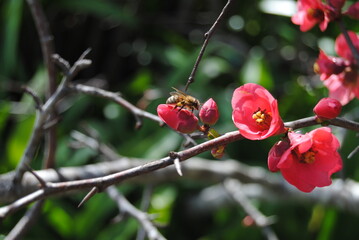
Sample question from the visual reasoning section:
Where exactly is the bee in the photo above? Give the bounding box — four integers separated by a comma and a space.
166, 87, 200, 112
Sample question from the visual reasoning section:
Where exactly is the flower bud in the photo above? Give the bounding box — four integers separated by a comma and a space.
313, 98, 342, 120
199, 98, 219, 125
157, 104, 199, 133
211, 145, 225, 159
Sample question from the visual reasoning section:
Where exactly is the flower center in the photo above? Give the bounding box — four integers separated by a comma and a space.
307, 8, 324, 22
300, 149, 316, 164
252, 108, 272, 130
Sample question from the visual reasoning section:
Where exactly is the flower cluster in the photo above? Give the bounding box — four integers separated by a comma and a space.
314, 32, 359, 105
230, 83, 342, 192
157, 98, 219, 134
157, 93, 223, 158
292, 0, 358, 32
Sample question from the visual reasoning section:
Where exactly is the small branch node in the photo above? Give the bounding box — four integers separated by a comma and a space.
21, 85, 43, 111
51, 54, 70, 74
169, 151, 179, 160
25, 164, 47, 188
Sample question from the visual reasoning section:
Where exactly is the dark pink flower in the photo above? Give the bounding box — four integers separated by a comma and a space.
268, 127, 342, 192
313, 97, 342, 120
231, 83, 285, 140
315, 32, 359, 105
157, 104, 199, 133
314, 50, 347, 80
345, 2, 359, 20
291, 0, 330, 32
199, 98, 219, 125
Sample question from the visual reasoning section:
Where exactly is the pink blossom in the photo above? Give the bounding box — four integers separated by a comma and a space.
268, 127, 342, 192
231, 83, 285, 140
291, 0, 330, 32
315, 32, 359, 105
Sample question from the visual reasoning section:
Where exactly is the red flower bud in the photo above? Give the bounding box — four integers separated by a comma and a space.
211, 145, 225, 159
199, 98, 219, 125
157, 104, 199, 133
313, 98, 342, 120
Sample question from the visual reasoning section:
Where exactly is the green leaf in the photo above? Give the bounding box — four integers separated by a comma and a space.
0, 0, 23, 75
7, 114, 36, 168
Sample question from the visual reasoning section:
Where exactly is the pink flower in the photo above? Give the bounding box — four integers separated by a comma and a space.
291, 0, 330, 32
313, 97, 342, 120
268, 127, 342, 192
315, 32, 359, 105
335, 32, 359, 63
199, 98, 219, 125
231, 83, 285, 140
314, 50, 346, 80
157, 104, 199, 133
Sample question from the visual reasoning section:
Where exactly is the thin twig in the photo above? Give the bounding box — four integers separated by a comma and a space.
184, 0, 233, 91
224, 179, 277, 230
106, 186, 166, 240
13, 51, 92, 185
224, 179, 277, 227
137, 185, 155, 240
26, 0, 57, 170
25, 164, 47, 188
348, 145, 359, 159
68, 83, 163, 126
21, 86, 43, 111
336, 19, 359, 64
5, 200, 44, 240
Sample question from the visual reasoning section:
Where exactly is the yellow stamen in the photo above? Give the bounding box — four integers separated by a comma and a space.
252, 108, 272, 130
300, 150, 316, 164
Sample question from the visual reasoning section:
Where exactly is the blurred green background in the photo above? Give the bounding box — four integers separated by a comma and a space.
0, 0, 358, 239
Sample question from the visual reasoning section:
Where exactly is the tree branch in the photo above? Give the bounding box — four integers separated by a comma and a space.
12, 51, 92, 184
26, 0, 57, 170
106, 186, 166, 240
68, 83, 163, 127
